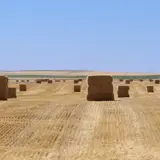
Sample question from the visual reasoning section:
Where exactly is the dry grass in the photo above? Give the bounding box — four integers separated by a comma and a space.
0, 79, 160, 159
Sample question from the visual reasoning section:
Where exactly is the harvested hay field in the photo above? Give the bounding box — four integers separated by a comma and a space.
0, 79, 160, 159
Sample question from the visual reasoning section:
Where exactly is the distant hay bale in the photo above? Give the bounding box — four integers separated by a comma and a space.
48, 80, 52, 84
117, 86, 130, 98
16, 80, 19, 83
78, 79, 83, 82
19, 84, 27, 91
36, 79, 41, 84
140, 79, 143, 82
147, 86, 154, 93
155, 80, 160, 84
87, 75, 114, 101
149, 79, 153, 82
63, 80, 66, 82
125, 80, 130, 84
27, 80, 29, 83
0, 76, 8, 100
41, 79, 48, 82
8, 88, 16, 98
55, 80, 60, 82
74, 85, 81, 92
130, 79, 133, 82
119, 79, 123, 82
21, 80, 25, 82
74, 80, 79, 84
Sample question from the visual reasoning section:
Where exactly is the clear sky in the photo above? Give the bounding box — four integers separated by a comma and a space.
0, 0, 160, 72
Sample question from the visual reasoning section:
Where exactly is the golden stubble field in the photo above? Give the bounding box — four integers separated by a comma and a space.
0, 79, 160, 159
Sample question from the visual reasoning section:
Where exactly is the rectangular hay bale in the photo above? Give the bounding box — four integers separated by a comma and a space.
0, 76, 8, 100
87, 75, 114, 101
8, 88, 17, 98
117, 86, 130, 98
74, 85, 81, 92
147, 86, 154, 92
36, 80, 41, 84
19, 84, 27, 91
155, 80, 160, 84
48, 80, 52, 84
125, 80, 130, 84
55, 80, 60, 82
74, 80, 79, 84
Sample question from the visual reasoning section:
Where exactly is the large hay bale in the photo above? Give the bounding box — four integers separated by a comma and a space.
87, 75, 114, 101
48, 80, 52, 84
19, 84, 27, 91
74, 85, 81, 92
155, 80, 160, 84
117, 86, 130, 98
0, 76, 8, 100
8, 88, 17, 98
125, 80, 130, 84
147, 86, 154, 92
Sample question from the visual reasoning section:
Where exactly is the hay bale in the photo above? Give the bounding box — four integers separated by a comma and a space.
87, 75, 114, 101
0, 76, 8, 100
27, 80, 29, 83
19, 84, 27, 91
36, 79, 41, 84
63, 80, 66, 82
78, 79, 83, 82
41, 79, 48, 82
140, 79, 143, 82
21, 80, 25, 82
16, 80, 19, 83
149, 79, 153, 82
8, 88, 16, 98
48, 80, 52, 84
117, 86, 130, 98
147, 86, 154, 93
155, 80, 160, 84
125, 80, 130, 84
74, 80, 79, 84
74, 85, 81, 92
119, 79, 123, 82
55, 80, 60, 82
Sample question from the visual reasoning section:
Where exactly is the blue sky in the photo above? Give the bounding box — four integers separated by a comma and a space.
0, 0, 160, 72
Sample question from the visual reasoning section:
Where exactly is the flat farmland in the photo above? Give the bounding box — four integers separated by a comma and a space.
0, 80, 160, 159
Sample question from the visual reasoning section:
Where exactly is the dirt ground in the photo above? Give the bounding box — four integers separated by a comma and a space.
0, 79, 160, 159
